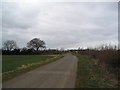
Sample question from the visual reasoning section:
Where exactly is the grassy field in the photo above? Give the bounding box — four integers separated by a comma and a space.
2, 55, 54, 72
75, 55, 117, 88
2, 55, 63, 81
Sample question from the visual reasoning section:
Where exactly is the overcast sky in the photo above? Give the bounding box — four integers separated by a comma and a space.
1, 1, 118, 49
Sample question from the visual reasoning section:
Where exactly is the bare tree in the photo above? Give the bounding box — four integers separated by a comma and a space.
3, 40, 17, 51
27, 38, 46, 51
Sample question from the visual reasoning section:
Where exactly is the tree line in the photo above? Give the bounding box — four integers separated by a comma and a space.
2, 38, 62, 55
2, 38, 119, 83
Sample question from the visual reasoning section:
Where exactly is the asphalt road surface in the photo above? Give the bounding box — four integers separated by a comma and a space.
3, 53, 78, 88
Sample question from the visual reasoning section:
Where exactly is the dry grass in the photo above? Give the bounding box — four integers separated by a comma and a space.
2, 55, 63, 82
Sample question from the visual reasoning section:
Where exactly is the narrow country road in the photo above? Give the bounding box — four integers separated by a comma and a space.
3, 53, 78, 88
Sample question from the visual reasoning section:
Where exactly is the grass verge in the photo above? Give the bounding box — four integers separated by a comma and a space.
75, 54, 117, 88
2, 55, 63, 82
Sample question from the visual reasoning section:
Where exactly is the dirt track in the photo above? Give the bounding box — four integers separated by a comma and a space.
3, 53, 78, 88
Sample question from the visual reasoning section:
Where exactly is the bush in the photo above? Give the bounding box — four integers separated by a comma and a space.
77, 45, 119, 80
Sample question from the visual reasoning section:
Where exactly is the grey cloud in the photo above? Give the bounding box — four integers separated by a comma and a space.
2, 2, 118, 49
2, 2, 40, 29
